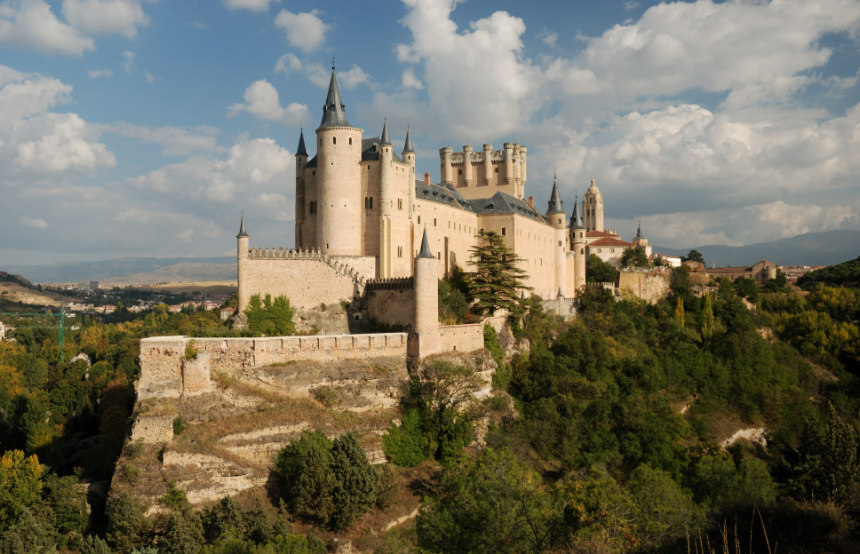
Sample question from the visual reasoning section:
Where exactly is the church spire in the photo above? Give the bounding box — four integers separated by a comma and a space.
319, 66, 350, 128
547, 171, 565, 214
380, 117, 391, 145
402, 125, 414, 154
296, 128, 307, 156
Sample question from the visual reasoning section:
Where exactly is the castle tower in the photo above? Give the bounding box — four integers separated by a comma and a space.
570, 196, 587, 294
462, 145, 473, 186
403, 126, 416, 219
583, 178, 604, 233
236, 213, 250, 312
440, 146, 453, 185
413, 229, 439, 357
379, 118, 394, 277
546, 173, 568, 297
315, 67, 363, 256
294, 129, 308, 248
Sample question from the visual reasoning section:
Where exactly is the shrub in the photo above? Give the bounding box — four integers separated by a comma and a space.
383, 409, 427, 467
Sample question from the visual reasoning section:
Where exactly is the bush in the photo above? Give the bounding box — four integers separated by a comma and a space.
244, 294, 295, 336
383, 409, 427, 467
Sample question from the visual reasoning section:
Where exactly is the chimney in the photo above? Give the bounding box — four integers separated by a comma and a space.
528, 196, 534, 209
424, 172, 431, 185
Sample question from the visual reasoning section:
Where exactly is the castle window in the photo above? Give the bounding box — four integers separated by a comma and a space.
501, 227, 506, 236
434, 218, 437, 227
367, 165, 370, 171
398, 198, 403, 210
557, 218, 561, 225
397, 246, 403, 258
458, 169, 462, 175
349, 137, 352, 145
319, 138, 322, 146
418, 216, 421, 224
333, 137, 336, 144
558, 240, 562, 246
611, 248, 615, 253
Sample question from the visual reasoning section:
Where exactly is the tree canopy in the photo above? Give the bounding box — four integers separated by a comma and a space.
465, 230, 531, 317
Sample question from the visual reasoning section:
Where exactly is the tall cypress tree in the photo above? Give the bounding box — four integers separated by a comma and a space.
465, 231, 531, 317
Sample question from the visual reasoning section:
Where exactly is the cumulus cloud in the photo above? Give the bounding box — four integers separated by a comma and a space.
88, 67, 113, 78
222, 0, 275, 12
401, 68, 423, 89
227, 79, 310, 125
0, 69, 115, 183
274, 52, 301, 76
274, 9, 329, 52
61, 0, 148, 38
20, 216, 47, 229
0, 0, 94, 55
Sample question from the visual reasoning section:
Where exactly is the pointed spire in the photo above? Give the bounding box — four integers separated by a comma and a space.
417, 229, 434, 259
571, 194, 584, 229
380, 117, 391, 145
319, 67, 351, 128
636, 220, 642, 238
402, 125, 414, 154
296, 128, 308, 156
547, 173, 565, 214
237, 211, 249, 238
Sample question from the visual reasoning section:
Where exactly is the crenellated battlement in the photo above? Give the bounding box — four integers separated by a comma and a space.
365, 277, 414, 292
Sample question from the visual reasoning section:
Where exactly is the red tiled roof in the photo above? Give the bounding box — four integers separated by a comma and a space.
586, 230, 619, 238
589, 237, 632, 247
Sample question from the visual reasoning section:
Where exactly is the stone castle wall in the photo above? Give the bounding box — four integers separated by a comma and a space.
618, 269, 670, 304
365, 278, 416, 328
137, 333, 408, 400
438, 323, 484, 353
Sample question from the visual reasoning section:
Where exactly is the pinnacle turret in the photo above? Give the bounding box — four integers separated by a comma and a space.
417, 229, 434, 259
571, 195, 584, 229
402, 125, 414, 154
296, 128, 307, 156
547, 172, 565, 214
237, 212, 249, 238
380, 117, 391, 145
319, 68, 351, 128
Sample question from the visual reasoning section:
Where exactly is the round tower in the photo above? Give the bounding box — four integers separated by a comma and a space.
583, 178, 604, 232
413, 229, 439, 357
379, 119, 394, 277
294, 129, 308, 248
403, 126, 416, 218
570, 196, 587, 295
546, 173, 567, 297
315, 68, 363, 255
236, 213, 250, 312
440, 146, 453, 184
483, 143, 493, 184
462, 145, 473, 186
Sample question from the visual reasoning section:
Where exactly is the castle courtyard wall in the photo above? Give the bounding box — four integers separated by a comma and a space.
366, 281, 416, 328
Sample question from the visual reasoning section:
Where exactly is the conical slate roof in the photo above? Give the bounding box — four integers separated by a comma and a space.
547, 174, 565, 214
402, 125, 414, 154
319, 69, 351, 128
380, 118, 391, 145
237, 212, 249, 238
417, 229, 434, 259
570, 195, 584, 229
296, 128, 307, 156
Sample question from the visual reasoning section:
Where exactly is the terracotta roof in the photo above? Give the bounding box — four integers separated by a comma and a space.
586, 230, 619, 238
589, 237, 631, 247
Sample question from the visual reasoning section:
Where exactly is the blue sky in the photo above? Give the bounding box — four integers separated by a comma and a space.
1, 0, 859, 265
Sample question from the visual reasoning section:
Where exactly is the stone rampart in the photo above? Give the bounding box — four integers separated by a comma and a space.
138, 333, 408, 400
438, 323, 484, 353
618, 269, 670, 304
365, 277, 415, 328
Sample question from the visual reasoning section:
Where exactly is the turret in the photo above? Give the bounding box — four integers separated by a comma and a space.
546, 173, 567, 297
440, 146, 453, 185
570, 197, 587, 295
504, 142, 514, 184
295, 129, 308, 248
483, 143, 493, 185
403, 126, 416, 218
462, 145, 473, 186
315, 67, 363, 256
379, 118, 394, 277
236, 212, 250, 311
413, 229, 439, 357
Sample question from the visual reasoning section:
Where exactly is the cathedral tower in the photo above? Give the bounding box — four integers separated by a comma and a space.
583, 178, 604, 233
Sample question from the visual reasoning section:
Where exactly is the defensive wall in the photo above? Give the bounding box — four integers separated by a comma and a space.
618, 269, 671, 304
364, 277, 415, 328
137, 333, 408, 400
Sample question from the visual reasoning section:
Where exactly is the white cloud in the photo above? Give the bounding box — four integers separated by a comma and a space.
61, 0, 148, 38
0, 0, 94, 55
145, 70, 154, 83
222, 0, 275, 12
88, 67, 113, 78
122, 50, 135, 73
227, 79, 310, 125
401, 68, 423, 90
16, 112, 116, 173
21, 216, 47, 229
540, 30, 557, 47
274, 53, 301, 76
274, 9, 329, 52
177, 228, 194, 242
106, 123, 221, 156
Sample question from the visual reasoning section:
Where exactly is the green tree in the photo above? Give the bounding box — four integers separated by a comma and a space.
465, 231, 531, 317
0, 450, 44, 533
330, 433, 379, 530
105, 492, 149, 552
244, 294, 295, 336
160, 508, 204, 554
585, 254, 619, 284
628, 464, 699, 548
276, 431, 337, 526
201, 496, 244, 543
620, 246, 649, 268
683, 249, 705, 264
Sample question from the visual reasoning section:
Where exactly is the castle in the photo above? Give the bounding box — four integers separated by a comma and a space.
237, 68, 644, 351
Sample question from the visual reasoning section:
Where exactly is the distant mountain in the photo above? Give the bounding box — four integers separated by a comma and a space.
5, 257, 234, 284
653, 230, 860, 267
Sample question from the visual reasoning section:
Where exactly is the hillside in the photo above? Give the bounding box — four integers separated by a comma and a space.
5, 256, 234, 284
0, 271, 77, 307
654, 228, 860, 266
797, 255, 860, 289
